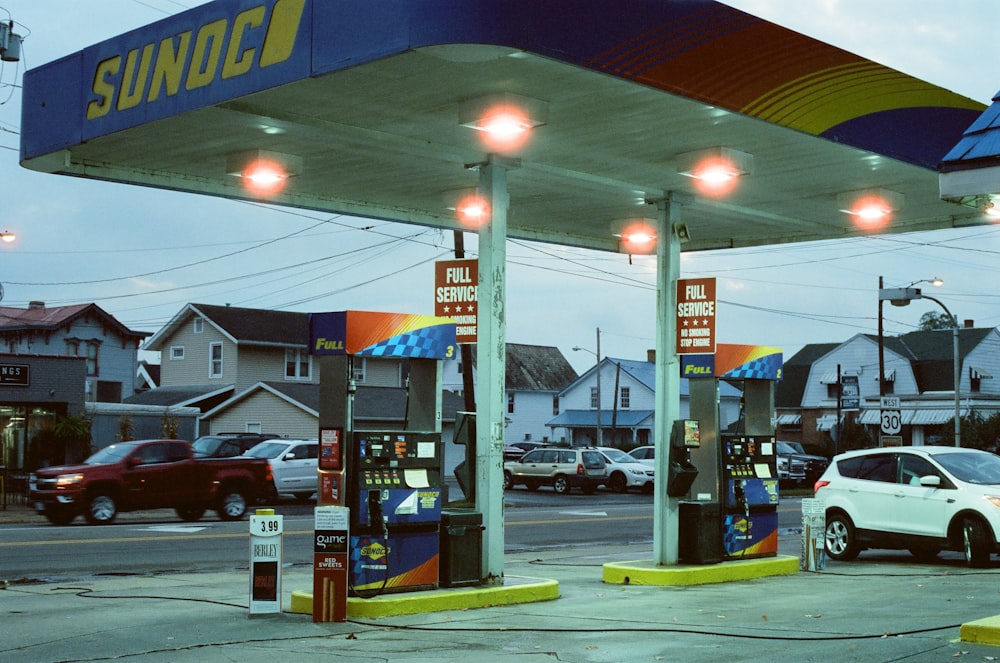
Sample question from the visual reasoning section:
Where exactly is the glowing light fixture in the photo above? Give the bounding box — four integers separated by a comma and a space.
838, 188, 903, 228
611, 218, 658, 254
444, 188, 491, 228
226, 150, 302, 197
459, 93, 548, 152
0, 230, 15, 243
676, 147, 753, 196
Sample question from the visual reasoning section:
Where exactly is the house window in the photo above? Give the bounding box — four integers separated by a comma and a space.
193, 318, 204, 333
285, 348, 312, 380
620, 387, 630, 409
209, 342, 223, 378
590, 387, 598, 409
507, 393, 515, 414
86, 341, 100, 377
170, 346, 185, 360
826, 384, 839, 399
352, 358, 366, 383
552, 395, 559, 415
972, 376, 982, 393
65, 339, 79, 356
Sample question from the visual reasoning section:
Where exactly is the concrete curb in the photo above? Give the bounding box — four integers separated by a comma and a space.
602, 554, 801, 585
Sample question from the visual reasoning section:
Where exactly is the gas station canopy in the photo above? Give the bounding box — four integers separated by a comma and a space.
19, 0, 990, 253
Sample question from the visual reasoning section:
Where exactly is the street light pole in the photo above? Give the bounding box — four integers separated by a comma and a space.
878, 285, 961, 447
573, 327, 603, 447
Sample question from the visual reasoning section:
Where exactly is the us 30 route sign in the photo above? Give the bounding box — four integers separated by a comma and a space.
880, 396, 902, 435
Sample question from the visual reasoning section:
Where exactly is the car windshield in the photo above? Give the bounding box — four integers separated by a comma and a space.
245, 442, 289, 459
933, 451, 1000, 485
191, 437, 224, 456
601, 448, 634, 463
85, 443, 139, 465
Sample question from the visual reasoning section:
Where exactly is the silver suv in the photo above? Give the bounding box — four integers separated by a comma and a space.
503, 447, 607, 494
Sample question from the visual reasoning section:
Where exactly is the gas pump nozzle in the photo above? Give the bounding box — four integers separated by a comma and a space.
367, 490, 387, 529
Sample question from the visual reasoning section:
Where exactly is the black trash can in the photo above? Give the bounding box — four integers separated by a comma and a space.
439, 510, 483, 587
678, 501, 722, 564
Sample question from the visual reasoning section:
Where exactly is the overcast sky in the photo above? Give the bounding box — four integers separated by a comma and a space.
0, 0, 998, 374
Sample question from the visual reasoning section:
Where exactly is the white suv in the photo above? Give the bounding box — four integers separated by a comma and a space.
815, 446, 1000, 567
245, 439, 318, 502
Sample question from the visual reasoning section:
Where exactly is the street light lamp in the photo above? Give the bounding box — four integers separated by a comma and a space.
878, 282, 961, 447
572, 327, 602, 446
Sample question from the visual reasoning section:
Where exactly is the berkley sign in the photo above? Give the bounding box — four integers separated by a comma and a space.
0, 364, 29, 386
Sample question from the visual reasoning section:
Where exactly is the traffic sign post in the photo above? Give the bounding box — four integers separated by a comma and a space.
249, 509, 283, 616
880, 396, 902, 443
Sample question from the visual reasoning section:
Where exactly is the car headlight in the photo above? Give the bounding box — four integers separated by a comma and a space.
627, 467, 644, 476
55, 473, 84, 488
984, 495, 1000, 509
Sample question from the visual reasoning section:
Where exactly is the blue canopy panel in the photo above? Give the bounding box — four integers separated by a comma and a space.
21, 0, 982, 170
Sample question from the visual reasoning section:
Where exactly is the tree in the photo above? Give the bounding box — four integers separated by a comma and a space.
918, 311, 954, 330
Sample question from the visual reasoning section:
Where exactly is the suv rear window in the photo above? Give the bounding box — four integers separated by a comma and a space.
581, 450, 605, 469
837, 453, 895, 482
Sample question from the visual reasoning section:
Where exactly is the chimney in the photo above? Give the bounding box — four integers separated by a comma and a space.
28, 301, 44, 309
647, 349, 656, 363
964, 319, 974, 328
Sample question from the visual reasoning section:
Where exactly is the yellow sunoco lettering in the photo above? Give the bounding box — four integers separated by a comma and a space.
222, 7, 265, 79
148, 32, 193, 102
186, 18, 228, 90
87, 56, 121, 120
117, 43, 155, 111
260, 0, 306, 67
87, 1, 306, 120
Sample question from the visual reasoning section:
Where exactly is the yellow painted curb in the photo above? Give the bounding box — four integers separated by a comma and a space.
289, 576, 559, 618
602, 555, 801, 586
961, 615, 1000, 646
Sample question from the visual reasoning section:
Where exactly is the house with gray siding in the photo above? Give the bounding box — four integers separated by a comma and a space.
442, 343, 578, 445
776, 326, 1000, 452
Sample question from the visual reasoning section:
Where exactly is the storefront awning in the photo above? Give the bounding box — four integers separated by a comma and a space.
816, 414, 839, 431
776, 414, 801, 425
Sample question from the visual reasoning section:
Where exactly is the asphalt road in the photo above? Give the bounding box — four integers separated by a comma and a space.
0, 491, 805, 580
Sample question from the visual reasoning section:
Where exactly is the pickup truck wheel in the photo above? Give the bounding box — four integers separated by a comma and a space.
44, 507, 75, 526
217, 488, 248, 521
176, 507, 206, 522
85, 494, 118, 525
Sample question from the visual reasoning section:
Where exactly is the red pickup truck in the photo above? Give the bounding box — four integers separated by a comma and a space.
30, 439, 274, 526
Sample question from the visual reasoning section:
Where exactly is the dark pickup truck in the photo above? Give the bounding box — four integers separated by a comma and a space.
30, 439, 274, 526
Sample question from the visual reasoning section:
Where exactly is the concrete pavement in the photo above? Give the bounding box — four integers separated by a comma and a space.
5, 501, 1000, 661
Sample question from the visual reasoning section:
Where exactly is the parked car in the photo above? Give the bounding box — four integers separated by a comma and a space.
503, 447, 607, 494
777, 440, 828, 483
245, 439, 319, 501
815, 446, 1000, 567
30, 439, 273, 525
595, 447, 654, 493
192, 432, 280, 458
628, 445, 655, 465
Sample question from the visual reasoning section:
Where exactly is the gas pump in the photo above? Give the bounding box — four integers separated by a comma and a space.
681, 344, 783, 562
720, 434, 779, 559
309, 311, 457, 597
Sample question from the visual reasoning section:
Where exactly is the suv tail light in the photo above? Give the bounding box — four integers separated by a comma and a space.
814, 479, 829, 494
576, 463, 585, 476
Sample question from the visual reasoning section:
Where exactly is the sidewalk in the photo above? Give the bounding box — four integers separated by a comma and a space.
5, 530, 1000, 662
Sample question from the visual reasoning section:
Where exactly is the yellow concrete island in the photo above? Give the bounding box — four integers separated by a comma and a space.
602, 555, 800, 586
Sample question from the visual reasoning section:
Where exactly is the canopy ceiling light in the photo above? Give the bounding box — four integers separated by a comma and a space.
226, 149, 302, 196
611, 218, 658, 254
444, 188, 491, 228
675, 147, 753, 196
838, 188, 904, 228
0, 229, 15, 243
458, 92, 548, 152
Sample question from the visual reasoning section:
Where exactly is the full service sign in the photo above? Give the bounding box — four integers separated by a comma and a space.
676, 277, 716, 354
434, 259, 477, 343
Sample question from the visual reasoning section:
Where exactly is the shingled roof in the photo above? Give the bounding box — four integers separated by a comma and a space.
144, 303, 309, 350
468, 343, 577, 391
0, 302, 148, 341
